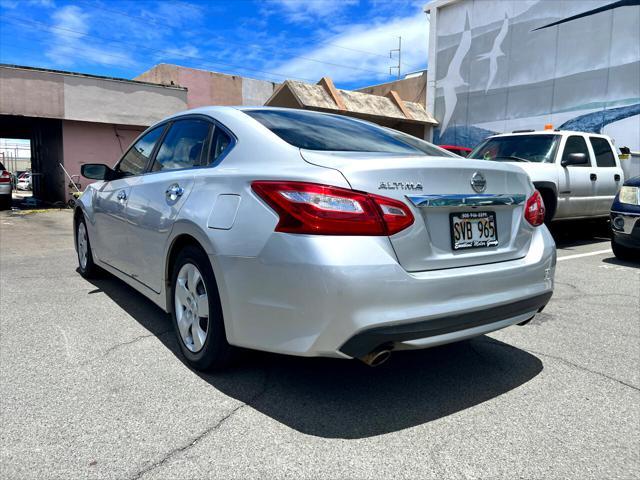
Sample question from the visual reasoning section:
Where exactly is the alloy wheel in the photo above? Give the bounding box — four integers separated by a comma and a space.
174, 262, 209, 353
77, 222, 88, 270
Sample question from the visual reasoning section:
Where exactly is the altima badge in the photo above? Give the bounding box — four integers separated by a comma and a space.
379, 181, 423, 191
470, 172, 487, 193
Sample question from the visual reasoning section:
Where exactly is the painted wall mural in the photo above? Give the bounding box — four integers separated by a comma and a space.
431, 0, 640, 152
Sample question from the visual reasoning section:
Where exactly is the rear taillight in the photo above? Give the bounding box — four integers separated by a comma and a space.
0, 171, 11, 184
524, 190, 545, 226
251, 181, 414, 236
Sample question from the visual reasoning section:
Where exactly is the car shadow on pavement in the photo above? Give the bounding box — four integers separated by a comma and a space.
602, 256, 639, 269
548, 219, 611, 249
86, 274, 543, 440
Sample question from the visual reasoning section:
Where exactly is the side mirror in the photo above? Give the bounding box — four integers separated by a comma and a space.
561, 152, 588, 167
81, 163, 114, 180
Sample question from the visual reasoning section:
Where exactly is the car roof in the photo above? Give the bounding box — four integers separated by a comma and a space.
490, 130, 611, 139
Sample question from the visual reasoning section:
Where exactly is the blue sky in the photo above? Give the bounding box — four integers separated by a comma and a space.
0, 0, 429, 89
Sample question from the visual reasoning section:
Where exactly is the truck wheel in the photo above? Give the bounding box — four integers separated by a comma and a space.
612, 238, 637, 262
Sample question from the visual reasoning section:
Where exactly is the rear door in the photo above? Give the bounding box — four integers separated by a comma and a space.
301, 151, 534, 271
92, 126, 164, 272
555, 135, 597, 218
588, 136, 624, 215
123, 117, 216, 293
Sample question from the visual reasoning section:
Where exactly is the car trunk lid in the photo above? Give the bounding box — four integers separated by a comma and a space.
301, 150, 535, 271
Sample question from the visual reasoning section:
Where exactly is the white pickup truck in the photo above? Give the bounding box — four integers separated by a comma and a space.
468, 130, 625, 222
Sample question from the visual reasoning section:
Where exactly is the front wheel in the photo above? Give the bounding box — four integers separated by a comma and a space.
76, 216, 99, 278
170, 245, 234, 370
612, 237, 637, 262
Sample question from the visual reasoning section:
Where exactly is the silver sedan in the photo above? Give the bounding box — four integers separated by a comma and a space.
76, 107, 556, 369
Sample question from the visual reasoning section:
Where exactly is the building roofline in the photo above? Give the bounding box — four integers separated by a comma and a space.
355, 70, 427, 91
138, 63, 280, 85
0, 63, 188, 91
424, 0, 462, 14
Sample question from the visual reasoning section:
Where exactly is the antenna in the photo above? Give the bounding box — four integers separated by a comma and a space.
389, 36, 401, 79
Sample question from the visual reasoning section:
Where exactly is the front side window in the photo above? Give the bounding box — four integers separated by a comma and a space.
245, 109, 425, 155
589, 137, 617, 167
118, 126, 164, 176
562, 136, 591, 167
152, 119, 211, 172
469, 134, 560, 163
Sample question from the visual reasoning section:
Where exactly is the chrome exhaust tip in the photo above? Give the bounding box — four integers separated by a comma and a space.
359, 347, 392, 367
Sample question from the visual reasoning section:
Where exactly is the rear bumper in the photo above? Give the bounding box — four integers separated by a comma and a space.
339, 292, 551, 358
0, 184, 11, 196
213, 225, 556, 358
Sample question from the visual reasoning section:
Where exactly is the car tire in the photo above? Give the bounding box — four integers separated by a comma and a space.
611, 238, 637, 262
76, 215, 100, 278
170, 245, 234, 371
0, 195, 10, 210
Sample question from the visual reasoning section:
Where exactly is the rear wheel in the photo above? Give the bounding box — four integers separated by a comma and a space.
170, 245, 234, 370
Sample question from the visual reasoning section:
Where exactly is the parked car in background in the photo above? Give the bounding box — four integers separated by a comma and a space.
610, 176, 640, 261
469, 130, 624, 223
440, 145, 472, 157
0, 161, 12, 209
16, 172, 32, 191
76, 107, 555, 371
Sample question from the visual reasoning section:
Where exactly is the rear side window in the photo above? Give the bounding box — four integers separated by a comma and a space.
562, 136, 591, 167
152, 119, 211, 172
118, 126, 164, 176
245, 109, 424, 155
210, 127, 231, 163
589, 137, 617, 167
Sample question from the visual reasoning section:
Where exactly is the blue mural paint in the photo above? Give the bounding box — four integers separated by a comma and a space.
559, 103, 640, 134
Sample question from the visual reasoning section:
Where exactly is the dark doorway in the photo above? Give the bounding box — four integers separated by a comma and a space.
0, 115, 64, 204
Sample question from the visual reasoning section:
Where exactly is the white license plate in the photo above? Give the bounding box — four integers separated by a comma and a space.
450, 211, 498, 250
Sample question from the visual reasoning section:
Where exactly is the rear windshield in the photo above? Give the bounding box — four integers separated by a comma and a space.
245, 109, 433, 155
0, 162, 5, 171
469, 134, 560, 163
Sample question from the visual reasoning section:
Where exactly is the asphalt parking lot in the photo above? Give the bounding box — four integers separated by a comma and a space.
1, 210, 638, 479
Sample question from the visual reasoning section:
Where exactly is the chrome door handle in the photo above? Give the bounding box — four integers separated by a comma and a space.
166, 184, 184, 200
117, 190, 127, 201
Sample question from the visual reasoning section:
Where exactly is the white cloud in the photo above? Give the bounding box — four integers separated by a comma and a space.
265, 0, 358, 23
156, 45, 200, 62
272, 11, 429, 85
45, 5, 136, 69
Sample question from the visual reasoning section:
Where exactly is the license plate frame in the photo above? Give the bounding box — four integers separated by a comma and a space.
449, 211, 498, 251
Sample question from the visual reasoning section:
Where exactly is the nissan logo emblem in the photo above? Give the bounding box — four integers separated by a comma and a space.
471, 172, 487, 193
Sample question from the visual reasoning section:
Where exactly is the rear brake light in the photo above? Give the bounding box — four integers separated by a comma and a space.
251, 181, 414, 236
524, 190, 545, 226
0, 171, 10, 183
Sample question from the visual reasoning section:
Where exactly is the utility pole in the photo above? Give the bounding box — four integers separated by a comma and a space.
389, 36, 401, 79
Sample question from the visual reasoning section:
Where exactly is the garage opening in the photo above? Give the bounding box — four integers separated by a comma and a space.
0, 115, 65, 207
1, 137, 32, 207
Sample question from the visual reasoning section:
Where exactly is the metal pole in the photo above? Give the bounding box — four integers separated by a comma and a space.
398, 36, 402, 79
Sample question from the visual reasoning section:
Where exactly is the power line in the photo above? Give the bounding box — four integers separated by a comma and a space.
71, 0, 396, 77
1, 15, 318, 82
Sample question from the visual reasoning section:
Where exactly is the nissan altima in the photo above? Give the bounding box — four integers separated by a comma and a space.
76, 107, 556, 369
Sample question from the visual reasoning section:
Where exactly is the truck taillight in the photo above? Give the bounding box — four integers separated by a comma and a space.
524, 190, 545, 226
251, 181, 414, 236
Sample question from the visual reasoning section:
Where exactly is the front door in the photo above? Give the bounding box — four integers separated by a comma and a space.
124, 118, 212, 292
93, 126, 165, 274
556, 135, 597, 218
